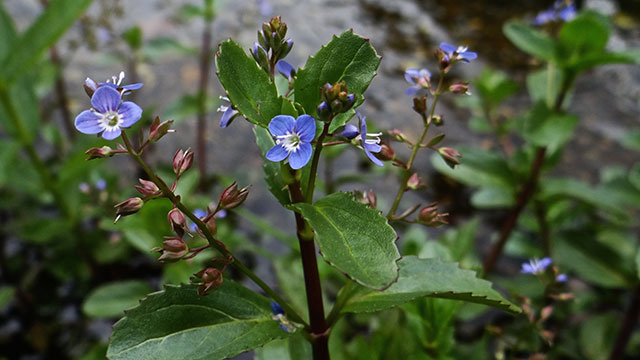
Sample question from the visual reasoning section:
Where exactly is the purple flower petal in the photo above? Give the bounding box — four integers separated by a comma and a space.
122, 83, 144, 91
98, 82, 119, 89
460, 51, 478, 62
289, 142, 312, 169
295, 115, 316, 142
521, 263, 534, 274
404, 68, 420, 84
365, 143, 382, 153
364, 145, 383, 167
440, 43, 457, 54
269, 115, 295, 136
276, 60, 295, 78
118, 101, 143, 128
270, 302, 285, 315
556, 274, 568, 282
405, 86, 420, 95
539, 257, 552, 269
220, 107, 236, 128
91, 86, 121, 113
266, 144, 289, 162
341, 124, 359, 139
75, 110, 102, 134
101, 128, 122, 140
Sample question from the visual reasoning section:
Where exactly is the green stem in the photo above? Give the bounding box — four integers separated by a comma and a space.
387, 74, 444, 219
120, 132, 306, 326
304, 120, 331, 203
326, 280, 357, 326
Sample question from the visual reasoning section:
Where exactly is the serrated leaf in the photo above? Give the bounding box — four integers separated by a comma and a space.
341, 257, 520, 314
83, 281, 153, 318
253, 126, 290, 205
503, 23, 558, 62
215, 40, 282, 127
293, 192, 400, 290
107, 283, 289, 360
0, 0, 92, 84
294, 30, 381, 123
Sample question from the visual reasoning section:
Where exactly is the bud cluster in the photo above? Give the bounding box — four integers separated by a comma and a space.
251, 16, 293, 75
317, 81, 357, 121
417, 202, 448, 227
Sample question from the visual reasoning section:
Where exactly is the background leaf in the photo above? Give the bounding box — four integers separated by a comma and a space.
82, 280, 153, 318
253, 126, 291, 205
293, 192, 400, 290
107, 282, 289, 360
341, 257, 520, 314
503, 22, 558, 62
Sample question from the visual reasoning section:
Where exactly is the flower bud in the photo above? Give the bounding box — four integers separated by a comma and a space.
438, 147, 462, 169
135, 178, 161, 197
377, 142, 395, 161
317, 101, 332, 121
168, 208, 187, 236
407, 173, 426, 190
114, 197, 144, 218
84, 77, 98, 97
85, 146, 115, 160
354, 189, 377, 209
413, 96, 428, 115
449, 83, 471, 95
156, 237, 188, 263
173, 149, 194, 175
218, 182, 249, 210
330, 99, 343, 113
149, 116, 174, 142
417, 202, 448, 226
340, 124, 359, 139
205, 216, 217, 235
431, 114, 444, 126
194, 267, 224, 296
389, 129, 408, 143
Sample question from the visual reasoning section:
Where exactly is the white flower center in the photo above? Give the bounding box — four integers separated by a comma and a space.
276, 131, 302, 153
357, 132, 382, 145
456, 46, 468, 53
98, 110, 123, 131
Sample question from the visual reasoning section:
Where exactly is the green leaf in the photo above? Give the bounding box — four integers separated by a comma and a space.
163, 93, 218, 123
475, 68, 519, 110
83, 280, 153, 318
0, 0, 93, 84
526, 67, 566, 108
569, 50, 640, 72
341, 257, 520, 314
253, 126, 291, 205
107, 283, 289, 360
293, 192, 400, 290
294, 30, 381, 121
254, 333, 311, 360
0, 286, 15, 309
215, 40, 282, 127
518, 102, 578, 152
503, 23, 558, 62
621, 130, 640, 151
122, 26, 143, 50
144, 37, 198, 58
579, 313, 618, 359
559, 12, 610, 62
431, 148, 516, 189
471, 187, 515, 209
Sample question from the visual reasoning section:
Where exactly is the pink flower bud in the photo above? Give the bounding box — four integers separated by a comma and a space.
412, 96, 428, 115
417, 202, 448, 227
85, 146, 115, 160
172, 149, 194, 175
168, 208, 186, 236
194, 267, 224, 296
449, 83, 471, 95
218, 182, 249, 210
438, 147, 462, 169
407, 173, 426, 191
149, 116, 174, 142
377, 142, 395, 161
157, 237, 188, 263
114, 197, 144, 217
135, 178, 161, 197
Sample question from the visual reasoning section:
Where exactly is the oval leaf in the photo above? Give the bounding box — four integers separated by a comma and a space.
341, 257, 521, 314
503, 22, 558, 62
293, 192, 400, 290
83, 280, 153, 318
107, 282, 289, 360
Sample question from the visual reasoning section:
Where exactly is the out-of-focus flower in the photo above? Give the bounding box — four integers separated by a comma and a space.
75, 86, 143, 140
257, 0, 272, 16
521, 257, 552, 275
533, 0, 577, 25
189, 208, 208, 232
404, 68, 431, 95
217, 96, 240, 128
78, 182, 90, 193
438, 147, 462, 169
556, 274, 568, 282
266, 115, 316, 170
95, 179, 107, 190
356, 113, 383, 167
440, 43, 478, 63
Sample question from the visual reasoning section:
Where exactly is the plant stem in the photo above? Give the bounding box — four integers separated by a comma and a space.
609, 286, 640, 360
387, 74, 444, 219
305, 121, 331, 203
120, 132, 306, 326
288, 179, 330, 359
534, 200, 551, 256
49, 46, 75, 140
482, 73, 575, 274
196, 13, 214, 189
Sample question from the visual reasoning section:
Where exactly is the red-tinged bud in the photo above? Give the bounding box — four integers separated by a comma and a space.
377, 142, 396, 161
205, 216, 217, 235
168, 208, 187, 236
85, 146, 115, 160
135, 178, 161, 197
417, 202, 448, 226
413, 96, 428, 115
218, 182, 249, 210
114, 197, 144, 220
407, 173, 426, 191
354, 189, 377, 209
389, 129, 408, 143
431, 114, 444, 126
149, 116, 174, 142
540, 306, 553, 322
438, 147, 462, 169
194, 267, 224, 296
449, 82, 471, 95
156, 237, 188, 263
84, 77, 97, 98
172, 149, 194, 175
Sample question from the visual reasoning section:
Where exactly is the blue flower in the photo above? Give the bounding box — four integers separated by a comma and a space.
440, 43, 477, 63
356, 113, 383, 167
270, 302, 284, 316
74, 86, 143, 140
276, 60, 295, 79
95, 179, 107, 190
556, 273, 568, 282
266, 115, 316, 170
521, 257, 552, 275
217, 97, 240, 128
189, 208, 208, 232
533, 1, 577, 25
404, 68, 431, 95
340, 124, 359, 139
98, 71, 144, 93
